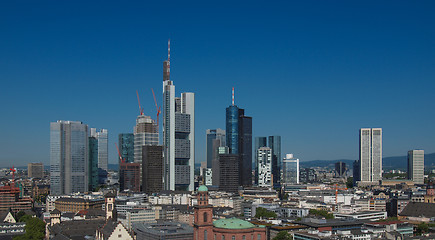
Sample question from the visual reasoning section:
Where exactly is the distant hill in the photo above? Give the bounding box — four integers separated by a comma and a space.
300, 153, 435, 171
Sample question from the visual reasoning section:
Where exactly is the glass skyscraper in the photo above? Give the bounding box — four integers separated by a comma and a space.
226, 105, 239, 154
91, 128, 108, 171
50, 120, 88, 195
206, 129, 225, 168
282, 154, 299, 185
89, 136, 99, 191
254, 136, 281, 186
408, 149, 424, 184
119, 133, 134, 163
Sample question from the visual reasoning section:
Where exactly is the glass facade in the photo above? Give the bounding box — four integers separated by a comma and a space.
225, 106, 239, 154
119, 133, 134, 163
89, 137, 99, 191
282, 154, 299, 185
50, 121, 88, 195
206, 129, 225, 168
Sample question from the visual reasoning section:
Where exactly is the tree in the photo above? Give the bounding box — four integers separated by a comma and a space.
255, 207, 277, 219
13, 215, 45, 240
273, 231, 293, 240
15, 211, 26, 221
309, 209, 334, 219
416, 222, 429, 235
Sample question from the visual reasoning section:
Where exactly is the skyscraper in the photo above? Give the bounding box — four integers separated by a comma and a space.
268, 136, 281, 185
142, 145, 164, 194
257, 147, 272, 187
282, 154, 299, 185
27, 163, 43, 179
90, 128, 108, 171
225, 89, 252, 187
50, 120, 88, 195
206, 129, 225, 168
133, 115, 158, 164
89, 136, 99, 191
335, 161, 346, 177
218, 154, 240, 193
358, 128, 382, 184
119, 133, 134, 163
162, 41, 195, 191
408, 150, 424, 184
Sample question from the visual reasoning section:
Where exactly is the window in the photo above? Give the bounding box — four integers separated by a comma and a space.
243, 236, 246, 240
204, 230, 208, 240
257, 234, 261, 240
222, 235, 225, 240
204, 212, 208, 222
232, 236, 235, 240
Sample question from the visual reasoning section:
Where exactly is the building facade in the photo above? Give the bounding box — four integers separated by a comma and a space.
119, 133, 134, 163
408, 149, 424, 184
142, 145, 164, 194
162, 45, 195, 191
50, 120, 88, 195
89, 136, 99, 191
255, 136, 281, 186
257, 147, 272, 187
206, 129, 225, 168
357, 128, 382, 184
282, 154, 299, 185
119, 162, 141, 192
335, 161, 346, 177
27, 163, 43, 179
218, 154, 240, 193
90, 128, 108, 171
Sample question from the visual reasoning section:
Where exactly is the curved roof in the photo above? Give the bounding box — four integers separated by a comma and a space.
213, 218, 257, 229
198, 185, 208, 192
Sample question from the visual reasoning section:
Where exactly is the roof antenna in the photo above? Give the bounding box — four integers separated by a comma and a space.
167, 39, 170, 79
232, 87, 235, 106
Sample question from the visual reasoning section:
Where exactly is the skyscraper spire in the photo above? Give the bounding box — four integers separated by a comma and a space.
232, 87, 235, 106
163, 39, 171, 81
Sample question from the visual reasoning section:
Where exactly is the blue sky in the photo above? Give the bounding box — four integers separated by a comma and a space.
1, 1, 434, 166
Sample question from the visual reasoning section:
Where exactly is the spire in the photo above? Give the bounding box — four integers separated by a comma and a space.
232, 87, 235, 106
163, 39, 171, 81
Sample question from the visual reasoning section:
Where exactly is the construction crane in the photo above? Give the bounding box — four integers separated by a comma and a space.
151, 88, 161, 132
10, 166, 16, 186
136, 90, 144, 115
115, 143, 125, 164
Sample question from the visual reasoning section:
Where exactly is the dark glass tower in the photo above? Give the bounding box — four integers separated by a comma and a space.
89, 136, 99, 191
226, 106, 239, 154
268, 136, 281, 186
119, 133, 134, 163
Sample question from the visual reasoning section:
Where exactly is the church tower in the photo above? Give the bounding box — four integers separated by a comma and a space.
194, 185, 213, 240
105, 191, 117, 221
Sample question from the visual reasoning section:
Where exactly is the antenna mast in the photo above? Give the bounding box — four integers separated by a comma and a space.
232, 87, 235, 106
167, 39, 170, 80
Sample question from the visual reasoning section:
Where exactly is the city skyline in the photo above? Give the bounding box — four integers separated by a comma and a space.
1, 1, 435, 166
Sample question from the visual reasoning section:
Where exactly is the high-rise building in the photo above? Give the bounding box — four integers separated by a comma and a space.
268, 136, 281, 185
254, 136, 281, 186
94, 129, 108, 171
162, 41, 195, 191
225, 89, 252, 187
282, 154, 299, 185
27, 163, 43, 179
119, 162, 141, 192
335, 161, 346, 177
408, 150, 424, 184
88, 136, 99, 191
212, 146, 229, 186
142, 145, 164, 194
133, 115, 158, 164
218, 154, 240, 193
50, 120, 88, 195
206, 129, 225, 168
119, 133, 134, 163
357, 128, 382, 184
257, 147, 272, 187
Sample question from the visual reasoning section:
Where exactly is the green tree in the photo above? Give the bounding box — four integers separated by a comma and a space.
15, 211, 26, 221
416, 222, 429, 235
273, 231, 293, 240
309, 209, 334, 219
13, 215, 45, 240
255, 207, 277, 219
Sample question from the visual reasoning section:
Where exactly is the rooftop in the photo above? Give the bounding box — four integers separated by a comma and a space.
213, 218, 263, 229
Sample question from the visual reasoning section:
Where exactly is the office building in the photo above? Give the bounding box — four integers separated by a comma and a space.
90, 128, 108, 171
335, 161, 346, 177
50, 120, 88, 195
119, 133, 134, 163
408, 150, 424, 184
119, 163, 141, 192
299, 168, 317, 183
257, 147, 272, 187
89, 136, 99, 191
212, 146, 229, 186
268, 136, 281, 185
27, 163, 43, 179
357, 128, 382, 184
206, 129, 225, 168
133, 115, 158, 164
202, 168, 212, 186
225, 89, 252, 187
282, 154, 299, 185
162, 41, 195, 191
142, 145, 164, 194
254, 136, 281, 185
218, 154, 240, 193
